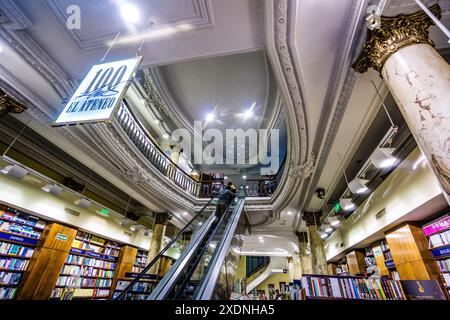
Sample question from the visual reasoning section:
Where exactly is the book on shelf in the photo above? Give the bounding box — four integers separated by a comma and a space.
0, 287, 17, 300
437, 258, 450, 272
0, 257, 30, 271
0, 271, 22, 285
301, 274, 405, 300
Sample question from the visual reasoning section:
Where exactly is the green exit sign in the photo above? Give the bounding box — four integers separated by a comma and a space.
99, 209, 110, 216
334, 202, 342, 213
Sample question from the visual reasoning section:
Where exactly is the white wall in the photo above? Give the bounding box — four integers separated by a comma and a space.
0, 173, 151, 250
324, 147, 446, 261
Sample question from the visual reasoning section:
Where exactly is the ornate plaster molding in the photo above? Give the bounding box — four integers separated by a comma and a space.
0, 87, 26, 115
288, 154, 316, 179
353, 4, 441, 75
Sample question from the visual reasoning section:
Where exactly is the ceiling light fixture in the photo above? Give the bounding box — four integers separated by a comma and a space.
242, 175, 247, 179
120, 3, 140, 23
323, 224, 333, 233
348, 178, 369, 194
370, 147, 397, 168
0, 165, 28, 180
329, 216, 341, 227
319, 231, 328, 239
287, 211, 292, 215
205, 112, 215, 122
339, 198, 355, 211
162, 133, 170, 140
41, 184, 63, 196
74, 198, 92, 209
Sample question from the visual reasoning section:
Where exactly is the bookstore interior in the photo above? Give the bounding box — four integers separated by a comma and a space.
1, 0, 450, 303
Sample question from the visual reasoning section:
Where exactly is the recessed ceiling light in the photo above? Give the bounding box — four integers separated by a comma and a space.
243, 109, 254, 120
224, 176, 228, 180
120, 3, 140, 23
242, 175, 247, 179
205, 112, 215, 122
183, 212, 188, 216
162, 133, 170, 139
287, 211, 292, 215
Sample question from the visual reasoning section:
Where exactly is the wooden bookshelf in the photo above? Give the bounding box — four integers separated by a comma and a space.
0, 205, 46, 300
346, 250, 365, 275
50, 231, 122, 300
386, 223, 441, 282
422, 214, 450, 298
372, 242, 389, 277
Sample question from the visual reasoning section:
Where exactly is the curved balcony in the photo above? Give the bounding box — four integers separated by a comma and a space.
115, 103, 201, 197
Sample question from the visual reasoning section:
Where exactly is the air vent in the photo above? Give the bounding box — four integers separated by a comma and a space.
64, 208, 80, 217
375, 209, 386, 220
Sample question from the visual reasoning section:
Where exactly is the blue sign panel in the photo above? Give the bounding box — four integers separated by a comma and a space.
385, 259, 395, 268
431, 245, 450, 258
0, 231, 39, 246
69, 248, 117, 261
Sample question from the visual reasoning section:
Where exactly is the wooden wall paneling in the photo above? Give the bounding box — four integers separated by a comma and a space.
110, 245, 138, 298
16, 223, 78, 300
345, 250, 365, 275
327, 263, 337, 275
385, 224, 441, 281
372, 242, 389, 276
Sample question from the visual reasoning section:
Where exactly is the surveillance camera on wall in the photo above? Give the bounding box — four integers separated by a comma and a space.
315, 188, 325, 199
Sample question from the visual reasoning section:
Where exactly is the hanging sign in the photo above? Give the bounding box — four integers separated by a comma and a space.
53, 56, 143, 126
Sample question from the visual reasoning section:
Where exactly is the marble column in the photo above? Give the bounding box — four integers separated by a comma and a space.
147, 212, 171, 275
0, 88, 26, 119
302, 211, 328, 275
297, 231, 312, 276
353, 4, 450, 204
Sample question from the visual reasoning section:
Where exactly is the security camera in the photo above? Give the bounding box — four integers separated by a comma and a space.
315, 188, 325, 199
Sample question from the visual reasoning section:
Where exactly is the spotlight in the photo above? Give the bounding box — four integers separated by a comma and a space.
129, 225, 137, 232
162, 133, 170, 140
319, 231, 328, 239
120, 3, 140, 23
348, 178, 369, 194
323, 224, 333, 233
74, 198, 92, 209
224, 176, 228, 180
242, 175, 247, 179
243, 109, 254, 120
287, 211, 292, 215
0, 165, 28, 180
205, 112, 215, 122
42, 184, 63, 196
370, 147, 397, 169
329, 217, 341, 227
339, 198, 355, 211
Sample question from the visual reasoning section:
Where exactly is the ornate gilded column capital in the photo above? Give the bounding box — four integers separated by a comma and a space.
154, 212, 172, 225
0, 88, 27, 116
302, 211, 322, 227
352, 4, 441, 75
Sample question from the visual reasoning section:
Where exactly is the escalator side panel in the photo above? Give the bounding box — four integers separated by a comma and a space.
148, 213, 216, 300
195, 198, 246, 300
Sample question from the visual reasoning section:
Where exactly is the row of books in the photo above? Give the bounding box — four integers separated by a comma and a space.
56, 276, 112, 288
66, 254, 116, 269
112, 292, 149, 300
0, 257, 29, 271
437, 258, 450, 272
443, 273, 450, 287
0, 208, 45, 230
60, 265, 114, 278
384, 251, 393, 260
301, 276, 405, 300
132, 266, 144, 273
72, 240, 120, 257
136, 253, 148, 265
0, 241, 34, 257
51, 287, 111, 299
380, 240, 389, 252
429, 230, 450, 248
0, 271, 22, 285
76, 231, 106, 245
115, 280, 153, 293
0, 287, 17, 300
0, 221, 42, 239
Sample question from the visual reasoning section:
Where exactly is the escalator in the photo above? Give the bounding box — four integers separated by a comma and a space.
114, 191, 248, 300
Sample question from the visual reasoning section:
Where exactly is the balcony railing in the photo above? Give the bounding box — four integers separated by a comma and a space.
115, 103, 200, 197
243, 157, 286, 197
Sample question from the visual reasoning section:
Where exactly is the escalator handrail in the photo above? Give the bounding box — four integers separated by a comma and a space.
172, 201, 235, 299
194, 196, 246, 300
114, 196, 217, 300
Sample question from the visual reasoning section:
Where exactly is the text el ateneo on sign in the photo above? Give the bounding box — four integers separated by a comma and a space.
54, 57, 142, 125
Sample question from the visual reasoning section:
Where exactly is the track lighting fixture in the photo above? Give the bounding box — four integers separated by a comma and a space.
339, 198, 355, 211
329, 216, 341, 227
0, 165, 28, 180
42, 183, 63, 196
370, 147, 397, 169
74, 198, 92, 209
348, 178, 369, 194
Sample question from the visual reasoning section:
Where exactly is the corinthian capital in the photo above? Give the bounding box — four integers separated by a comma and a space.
352, 4, 441, 75
0, 88, 27, 116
